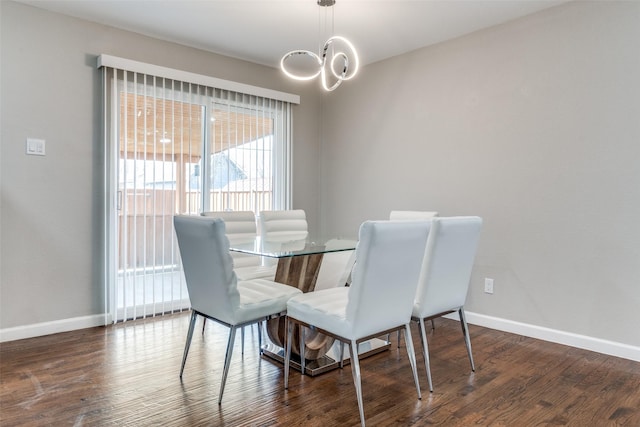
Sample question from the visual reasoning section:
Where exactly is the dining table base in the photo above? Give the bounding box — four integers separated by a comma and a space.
261, 337, 391, 376
266, 253, 337, 360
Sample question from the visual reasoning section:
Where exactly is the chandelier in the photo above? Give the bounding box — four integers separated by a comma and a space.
280, 0, 359, 92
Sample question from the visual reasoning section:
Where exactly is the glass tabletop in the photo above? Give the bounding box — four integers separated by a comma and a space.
229, 236, 357, 258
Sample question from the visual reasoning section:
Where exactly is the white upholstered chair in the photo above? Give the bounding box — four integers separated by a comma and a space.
202, 210, 276, 281
201, 211, 277, 351
314, 239, 356, 290
173, 215, 302, 404
258, 209, 309, 242
284, 220, 431, 427
389, 210, 439, 342
412, 216, 482, 392
258, 209, 309, 275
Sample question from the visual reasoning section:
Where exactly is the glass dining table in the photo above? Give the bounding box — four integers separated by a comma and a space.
229, 236, 391, 376
230, 236, 357, 291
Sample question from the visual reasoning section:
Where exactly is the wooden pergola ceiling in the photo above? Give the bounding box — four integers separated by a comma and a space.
120, 93, 273, 160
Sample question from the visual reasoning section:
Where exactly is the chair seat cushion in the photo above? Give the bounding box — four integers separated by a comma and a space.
234, 265, 277, 281
286, 287, 353, 339
234, 279, 302, 324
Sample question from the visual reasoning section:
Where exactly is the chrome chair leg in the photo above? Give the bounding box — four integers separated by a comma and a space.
418, 317, 434, 392
284, 319, 294, 389
180, 311, 198, 378
404, 324, 422, 400
299, 325, 306, 375
218, 326, 237, 404
382, 333, 393, 347
201, 318, 207, 334
459, 308, 475, 371
398, 319, 435, 348
339, 342, 345, 369
241, 326, 245, 355
349, 340, 366, 427
258, 321, 263, 354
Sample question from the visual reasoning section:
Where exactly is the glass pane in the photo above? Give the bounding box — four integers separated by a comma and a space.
207, 105, 274, 213
116, 88, 204, 320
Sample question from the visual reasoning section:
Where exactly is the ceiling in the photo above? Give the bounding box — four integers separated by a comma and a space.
17, 0, 570, 68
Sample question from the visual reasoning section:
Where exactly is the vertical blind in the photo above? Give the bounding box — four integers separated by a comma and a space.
100, 56, 297, 323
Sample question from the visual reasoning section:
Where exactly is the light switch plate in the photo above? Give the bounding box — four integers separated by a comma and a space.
26, 138, 46, 156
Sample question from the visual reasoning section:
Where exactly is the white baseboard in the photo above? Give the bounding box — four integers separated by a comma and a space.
445, 311, 640, 362
4, 311, 638, 363
0, 314, 108, 343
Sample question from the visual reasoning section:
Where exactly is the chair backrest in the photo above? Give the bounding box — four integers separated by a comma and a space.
389, 210, 439, 220
259, 209, 308, 242
315, 240, 356, 290
346, 220, 431, 338
174, 215, 240, 323
413, 216, 483, 319
202, 211, 259, 268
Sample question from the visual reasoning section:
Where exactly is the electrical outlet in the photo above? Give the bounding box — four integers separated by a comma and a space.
484, 278, 494, 294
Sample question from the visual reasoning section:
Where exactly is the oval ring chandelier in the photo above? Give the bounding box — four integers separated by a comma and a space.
280, 0, 359, 92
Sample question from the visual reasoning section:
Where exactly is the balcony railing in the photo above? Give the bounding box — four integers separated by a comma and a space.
118, 189, 272, 271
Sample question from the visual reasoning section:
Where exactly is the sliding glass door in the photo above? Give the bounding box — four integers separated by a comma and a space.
102, 64, 293, 323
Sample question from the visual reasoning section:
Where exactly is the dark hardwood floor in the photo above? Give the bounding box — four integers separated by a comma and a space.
1, 312, 639, 426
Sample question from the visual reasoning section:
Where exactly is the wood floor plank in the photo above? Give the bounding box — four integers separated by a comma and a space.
1, 312, 639, 426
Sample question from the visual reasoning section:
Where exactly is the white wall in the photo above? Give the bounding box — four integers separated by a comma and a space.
0, 1, 321, 332
2, 0, 639, 359
320, 1, 640, 349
